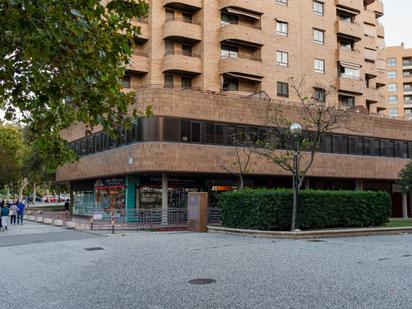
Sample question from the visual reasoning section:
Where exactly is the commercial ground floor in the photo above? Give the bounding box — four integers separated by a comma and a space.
69, 173, 412, 220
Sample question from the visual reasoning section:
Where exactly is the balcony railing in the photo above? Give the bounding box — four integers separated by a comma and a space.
164, 50, 201, 58
165, 16, 201, 26
220, 54, 262, 62
220, 20, 261, 30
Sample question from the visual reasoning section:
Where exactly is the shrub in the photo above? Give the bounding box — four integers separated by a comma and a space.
218, 189, 391, 230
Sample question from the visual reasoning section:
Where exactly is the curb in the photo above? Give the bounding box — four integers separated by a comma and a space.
207, 226, 412, 239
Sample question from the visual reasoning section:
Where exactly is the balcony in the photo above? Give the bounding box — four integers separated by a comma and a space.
363, 35, 376, 50
404, 87, 412, 96
126, 52, 149, 74
163, 0, 202, 12
219, 23, 263, 47
338, 48, 362, 64
376, 70, 386, 88
163, 51, 202, 75
336, 20, 362, 41
364, 87, 379, 103
363, 61, 377, 77
132, 19, 150, 42
369, 0, 384, 17
338, 77, 363, 94
336, 0, 362, 13
219, 0, 264, 15
219, 56, 264, 78
377, 24, 384, 37
403, 60, 412, 70
163, 17, 202, 43
364, 48, 377, 61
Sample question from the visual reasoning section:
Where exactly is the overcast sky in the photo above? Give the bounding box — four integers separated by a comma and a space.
381, 0, 412, 48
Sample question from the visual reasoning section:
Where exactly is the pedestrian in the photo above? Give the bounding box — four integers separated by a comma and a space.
64, 200, 70, 216
1, 204, 9, 231
17, 200, 25, 225
9, 202, 18, 225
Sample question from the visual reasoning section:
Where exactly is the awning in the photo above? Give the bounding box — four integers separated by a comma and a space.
225, 73, 262, 82
340, 61, 361, 70
336, 7, 360, 15
226, 8, 261, 20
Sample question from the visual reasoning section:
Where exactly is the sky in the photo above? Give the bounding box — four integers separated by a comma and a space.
381, 0, 412, 48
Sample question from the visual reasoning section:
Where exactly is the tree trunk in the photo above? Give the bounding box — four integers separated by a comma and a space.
32, 183, 37, 206
240, 175, 244, 189
46, 188, 50, 203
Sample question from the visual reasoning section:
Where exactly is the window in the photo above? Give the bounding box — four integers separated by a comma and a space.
276, 51, 288, 67
165, 40, 174, 55
339, 39, 354, 50
387, 57, 397, 67
313, 29, 325, 45
313, 87, 326, 102
222, 77, 239, 91
404, 83, 412, 92
387, 71, 397, 79
164, 74, 174, 88
339, 65, 360, 80
405, 95, 412, 102
388, 108, 399, 117
387, 83, 397, 92
221, 45, 239, 59
182, 12, 192, 23
388, 95, 398, 104
191, 122, 201, 143
338, 12, 354, 23
314, 59, 325, 73
340, 95, 355, 108
277, 82, 289, 97
165, 9, 174, 21
122, 75, 131, 88
276, 0, 288, 6
221, 13, 238, 26
181, 77, 192, 89
313, 1, 324, 16
182, 44, 192, 56
276, 20, 288, 36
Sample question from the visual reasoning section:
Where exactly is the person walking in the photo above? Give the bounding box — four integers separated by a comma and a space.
1, 204, 9, 231
9, 203, 18, 225
17, 200, 25, 225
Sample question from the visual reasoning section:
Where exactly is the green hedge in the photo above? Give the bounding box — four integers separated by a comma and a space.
218, 189, 391, 230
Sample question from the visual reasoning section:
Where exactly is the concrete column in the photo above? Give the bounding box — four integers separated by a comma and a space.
355, 180, 364, 191
161, 173, 168, 226
402, 193, 408, 219
304, 178, 310, 190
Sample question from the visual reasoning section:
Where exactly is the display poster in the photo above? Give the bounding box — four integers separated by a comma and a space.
95, 178, 126, 214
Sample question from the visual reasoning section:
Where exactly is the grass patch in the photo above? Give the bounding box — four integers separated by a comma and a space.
381, 218, 412, 228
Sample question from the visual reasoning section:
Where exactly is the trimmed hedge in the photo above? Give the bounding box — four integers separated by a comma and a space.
218, 189, 391, 230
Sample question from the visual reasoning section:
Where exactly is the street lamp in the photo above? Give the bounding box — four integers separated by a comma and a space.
290, 123, 302, 231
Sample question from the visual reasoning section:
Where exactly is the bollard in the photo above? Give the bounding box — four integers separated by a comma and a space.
90, 216, 94, 230
111, 214, 115, 234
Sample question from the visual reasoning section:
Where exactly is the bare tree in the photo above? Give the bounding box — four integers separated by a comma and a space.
220, 130, 255, 189
254, 76, 349, 230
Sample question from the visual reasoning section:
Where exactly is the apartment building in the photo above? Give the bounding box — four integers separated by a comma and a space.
57, 0, 412, 218
383, 43, 412, 119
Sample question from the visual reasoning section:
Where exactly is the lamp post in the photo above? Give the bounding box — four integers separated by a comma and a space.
290, 123, 302, 231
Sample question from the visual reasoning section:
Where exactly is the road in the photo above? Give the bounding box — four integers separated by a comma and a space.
1, 223, 412, 308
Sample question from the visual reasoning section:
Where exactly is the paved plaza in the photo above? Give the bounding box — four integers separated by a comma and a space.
1, 223, 412, 309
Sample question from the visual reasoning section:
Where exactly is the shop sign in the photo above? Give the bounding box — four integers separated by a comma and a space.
95, 178, 125, 189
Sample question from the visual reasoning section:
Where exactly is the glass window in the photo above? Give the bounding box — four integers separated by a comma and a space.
313, 1, 324, 16
387, 57, 397, 67
277, 82, 289, 97
221, 13, 238, 26
340, 95, 355, 108
276, 21, 288, 36
388, 108, 399, 117
215, 124, 224, 144
205, 122, 214, 144
276, 51, 288, 67
164, 74, 174, 88
222, 77, 239, 91
181, 120, 190, 142
339, 65, 360, 79
314, 58, 325, 73
122, 75, 131, 88
314, 87, 326, 102
387, 71, 397, 78
387, 83, 397, 92
276, 0, 288, 6
388, 95, 398, 104
221, 45, 239, 59
181, 77, 192, 89
313, 29, 325, 45
182, 44, 192, 56
191, 122, 201, 143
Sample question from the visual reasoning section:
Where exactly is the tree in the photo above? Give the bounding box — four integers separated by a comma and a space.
254, 77, 348, 230
399, 162, 412, 193
220, 130, 254, 189
0, 123, 29, 200
0, 0, 149, 169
